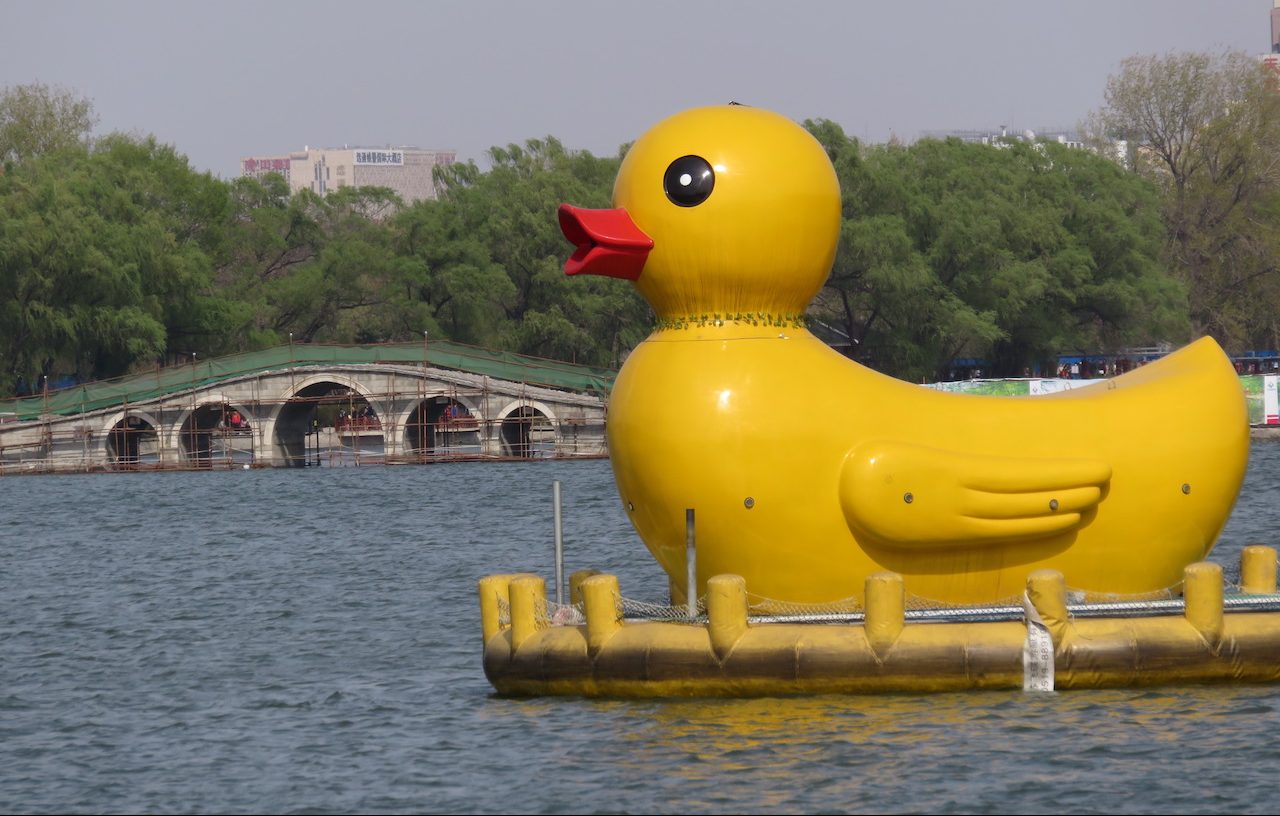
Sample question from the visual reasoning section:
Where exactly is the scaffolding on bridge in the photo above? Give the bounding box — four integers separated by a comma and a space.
0, 341, 613, 475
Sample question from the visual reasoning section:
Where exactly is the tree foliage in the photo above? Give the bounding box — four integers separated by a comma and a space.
1089, 50, 1280, 351
429, 138, 649, 365
0, 78, 1232, 396
0, 133, 237, 390
807, 120, 1182, 380
0, 97, 645, 394
0, 82, 96, 167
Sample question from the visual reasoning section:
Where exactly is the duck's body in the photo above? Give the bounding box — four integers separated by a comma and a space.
561, 105, 1249, 606
610, 324, 1246, 604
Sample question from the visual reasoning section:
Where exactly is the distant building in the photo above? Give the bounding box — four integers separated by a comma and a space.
1271, 0, 1280, 53
1262, 1, 1280, 75
239, 146, 456, 205
240, 156, 292, 184
919, 126, 1131, 166
919, 126, 1085, 149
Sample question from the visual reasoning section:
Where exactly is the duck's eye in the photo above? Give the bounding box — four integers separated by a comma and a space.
663, 155, 715, 207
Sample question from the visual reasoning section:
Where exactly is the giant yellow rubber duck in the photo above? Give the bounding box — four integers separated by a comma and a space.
559, 104, 1250, 606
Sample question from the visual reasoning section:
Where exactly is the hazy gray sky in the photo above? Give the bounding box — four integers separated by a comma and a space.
1, 1, 1269, 178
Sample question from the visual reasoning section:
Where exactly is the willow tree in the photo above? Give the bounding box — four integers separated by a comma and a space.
0, 147, 168, 391
390, 194, 516, 348
0, 82, 96, 166
806, 120, 1182, 381
430, 138, 649, 366
1089, 50, 1280, 351
0, 132, 239, 393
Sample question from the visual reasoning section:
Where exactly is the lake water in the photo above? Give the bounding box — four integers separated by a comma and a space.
3, 443, 1279, 814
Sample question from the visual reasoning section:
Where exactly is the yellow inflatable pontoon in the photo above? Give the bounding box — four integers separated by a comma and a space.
481, 548, 1280, 696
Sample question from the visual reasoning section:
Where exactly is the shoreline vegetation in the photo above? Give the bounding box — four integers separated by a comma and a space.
3, 51, 1280, 396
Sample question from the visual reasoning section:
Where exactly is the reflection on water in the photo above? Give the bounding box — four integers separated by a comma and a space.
480, 682, 1280, 813
595, 683, 1279, 760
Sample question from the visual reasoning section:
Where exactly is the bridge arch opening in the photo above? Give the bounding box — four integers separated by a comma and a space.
407, 397, 479, 459
278, 382, 382, 467
178, 402, 255, 468
107, 415, 158, 470
500, 406, 555, 459
178, 404, 225, 467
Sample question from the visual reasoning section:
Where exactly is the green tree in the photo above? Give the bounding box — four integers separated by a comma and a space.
0, 148, 165, 390
221, 173, 324, 286
433, 138, 650, 365
88, 134, 242, 358
806, 121, 1181, 380
261, 186, 404, 344
0, 82, 96, 167
0, 132, 239, 392
214, 175, 328, 348
1089, 50, 1280, 351
392, 197, 515, 346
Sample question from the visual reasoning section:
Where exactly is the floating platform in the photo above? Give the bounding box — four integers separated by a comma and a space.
480, 546, 1280, 696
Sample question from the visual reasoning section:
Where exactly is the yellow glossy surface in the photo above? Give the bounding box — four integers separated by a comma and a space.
600, 105, 1250, 605
613, 105, 841, 318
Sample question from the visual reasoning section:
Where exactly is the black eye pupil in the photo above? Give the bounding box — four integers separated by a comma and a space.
664, 155, 714, 207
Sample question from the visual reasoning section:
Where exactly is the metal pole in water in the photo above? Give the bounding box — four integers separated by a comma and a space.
686, 508, 696, 620
553, 480, 565, 606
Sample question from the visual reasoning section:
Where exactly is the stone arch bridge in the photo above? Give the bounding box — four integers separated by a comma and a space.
0, 342, 613, 474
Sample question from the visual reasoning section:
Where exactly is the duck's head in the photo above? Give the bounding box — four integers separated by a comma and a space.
560, 105, 841, 322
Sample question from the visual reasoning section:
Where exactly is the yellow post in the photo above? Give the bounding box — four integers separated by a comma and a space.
706, 574, 748, 660
864, 571, 904, 656
1184, 561, 1224, 647
1025, 570, 1070, 648
581, 574, 622, 655
569, 569, 602, 605
478, 574, 513, 643
1241, 545, 1278, 595
509, 575, 546, 652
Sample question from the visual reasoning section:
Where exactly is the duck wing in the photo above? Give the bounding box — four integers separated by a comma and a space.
839, 439, 1112, 548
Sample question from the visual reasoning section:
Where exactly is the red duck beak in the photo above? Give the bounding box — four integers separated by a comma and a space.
558, 204, 653, 280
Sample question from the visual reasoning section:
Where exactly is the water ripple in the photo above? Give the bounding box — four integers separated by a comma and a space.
1, 450, 1278, 813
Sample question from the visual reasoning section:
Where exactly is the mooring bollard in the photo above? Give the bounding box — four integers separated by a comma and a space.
1184, 562, 1224, 646
707, 574, 748, 660
509, 575, 547, 652
581, 574, 622, 655
1241, 545, 1278, 595
865, 572, 904, 655
569, 569, 602, 606
478, 574, 513, 643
